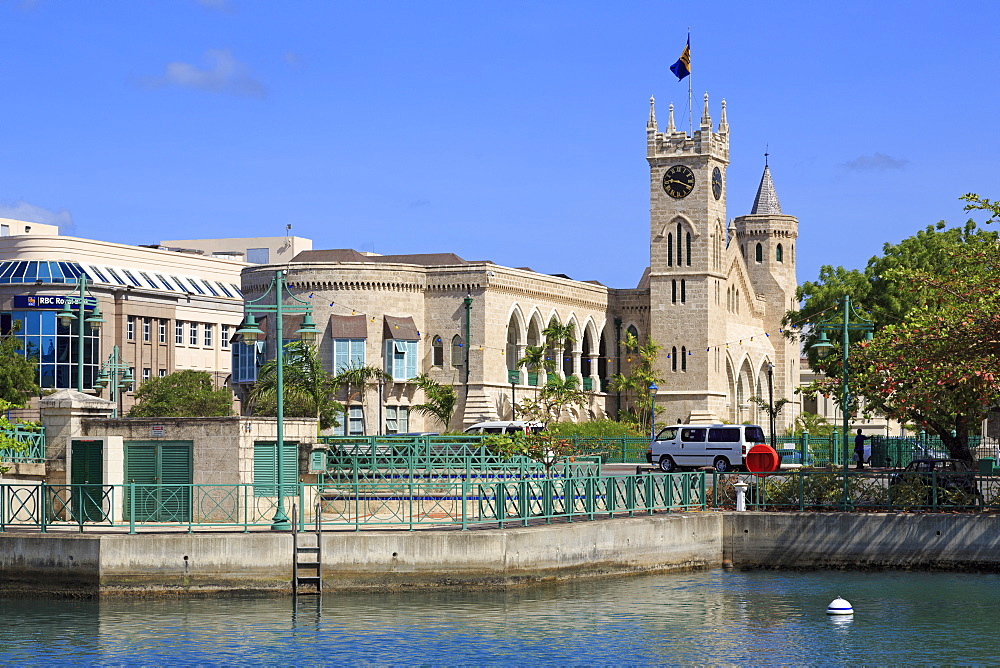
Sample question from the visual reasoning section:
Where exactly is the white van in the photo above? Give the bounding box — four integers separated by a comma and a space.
646, 424, 767, 472
463, 420, 545, 435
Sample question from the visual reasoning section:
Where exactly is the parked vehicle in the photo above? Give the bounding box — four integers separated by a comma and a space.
463, 421, 545, 435
646, 424, 767, 473
888, 458, 981, 506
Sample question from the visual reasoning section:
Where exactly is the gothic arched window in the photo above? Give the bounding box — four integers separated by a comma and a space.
667, 234, 673, 267
672, 279, 677, 303
677, 223, 683, 265
681, 346, 687, 371
451, 335, 464, 368
755, 243, 763, 263
432, 336, 444, 366
671, 346, 678, 372
776, 243, 784, 263
681, 279, 686, 303
686, 233, 691, 266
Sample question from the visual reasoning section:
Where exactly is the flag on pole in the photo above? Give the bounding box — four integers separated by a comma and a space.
670, 36, 691, 81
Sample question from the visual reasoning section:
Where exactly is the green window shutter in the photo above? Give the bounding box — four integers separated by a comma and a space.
334, 339, 349, 373
125, 444, 157, 484
399, 407, 408, 433
405, 341, 417, 379
254, 441, 298, 497
350, 339, 365, 367
160, 443, 192, 485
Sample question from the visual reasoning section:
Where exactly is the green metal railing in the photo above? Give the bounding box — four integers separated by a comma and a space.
0, 426, 46, 463
709, 469, 991, 512
0, 471, 706, 533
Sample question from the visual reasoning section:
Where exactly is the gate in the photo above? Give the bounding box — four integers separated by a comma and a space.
124, 441, 193, 522
70, 439, 105, 522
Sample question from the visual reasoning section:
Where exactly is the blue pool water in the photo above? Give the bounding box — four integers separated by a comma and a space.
1, 569, 997, 665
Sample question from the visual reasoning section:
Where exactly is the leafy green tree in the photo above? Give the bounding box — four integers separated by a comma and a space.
546, 419, 643, 438
411, 374, 458, 430
791, 412, 834, 438
517, 344, 547, 395
483, 431, 580, 477
515, 374, 587, 424
332, 363, 391, 435
251, 341, 343, 430
790, 220, 999, 370
961, 192, 1000, 223
129, 370, 232, 417
848, 238, 1000, 462
609, 331, 664, 431
0, 321, 40, 405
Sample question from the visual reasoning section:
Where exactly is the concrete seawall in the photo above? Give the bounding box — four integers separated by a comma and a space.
4, 512, 1000, 596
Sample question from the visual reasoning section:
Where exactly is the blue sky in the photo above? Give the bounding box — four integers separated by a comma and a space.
2, 0, 998, 289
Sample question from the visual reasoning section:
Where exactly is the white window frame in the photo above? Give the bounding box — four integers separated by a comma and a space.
126, 316, 135, 341
189, 322, 198, 346
142, 318, 151, 342
334, 338, 366, 373
176, 321, 184, 344
204, 323, 213, 348
221, 325, 230, 350
158, 320, 166, 343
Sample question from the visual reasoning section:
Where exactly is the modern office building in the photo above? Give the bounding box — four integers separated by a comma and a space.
0, 226, 250, 413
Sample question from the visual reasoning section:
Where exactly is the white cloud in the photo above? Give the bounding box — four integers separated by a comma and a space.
843, 152, 908, 171
144, 49, 266, 99
0, 200, 74, 234
283, 51, 304, 69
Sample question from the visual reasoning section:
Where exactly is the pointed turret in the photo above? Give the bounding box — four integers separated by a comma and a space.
647, 96, 657, 131
750, 161, 782, 215
666, 103, 676, 133
700, 92, 712, 130
719, 98, 729, 135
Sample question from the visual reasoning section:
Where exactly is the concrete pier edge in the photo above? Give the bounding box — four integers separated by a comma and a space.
4, 512, 1000, 597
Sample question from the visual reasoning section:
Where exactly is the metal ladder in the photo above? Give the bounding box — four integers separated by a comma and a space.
291, 503, 322, 596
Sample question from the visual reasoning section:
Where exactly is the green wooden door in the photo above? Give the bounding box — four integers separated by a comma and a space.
70, 439, 104, 522
125, 440, 193, 522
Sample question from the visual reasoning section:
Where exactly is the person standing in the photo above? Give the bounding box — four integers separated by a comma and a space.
854, 429, 869, 470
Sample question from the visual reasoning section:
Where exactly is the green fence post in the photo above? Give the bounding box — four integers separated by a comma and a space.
800, 431, 809, 467
625, 474, 635, 517
700, 471, 707, 510
931, 471, 938, 510
39, 482, 47, 533
799, 471, 805, 511
496, 482, 506, 529
128, 482, 136, 535
243, 484, 249, 533
461, 477, 468, 531
646, 473, 655, 515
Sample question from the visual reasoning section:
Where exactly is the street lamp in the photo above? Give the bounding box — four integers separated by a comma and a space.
809, 295, 874, 510
237, 270, 319, 532
766, 363, 776, 449
649, 383, 658, 442
93, 345, 134, 417
508, 369, 519, 420
57, 275, 105, 392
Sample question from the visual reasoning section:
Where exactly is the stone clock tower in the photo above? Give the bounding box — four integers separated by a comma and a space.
646, 93, 732, 423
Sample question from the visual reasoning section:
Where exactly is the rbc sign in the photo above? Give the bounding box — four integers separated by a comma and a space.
13, 295, 94, 310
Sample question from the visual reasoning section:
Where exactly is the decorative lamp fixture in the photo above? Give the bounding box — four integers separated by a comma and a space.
236, 315, 264, 346
296, 313, 320, 343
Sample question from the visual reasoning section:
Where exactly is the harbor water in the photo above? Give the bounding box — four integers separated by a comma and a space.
1, 569, 998, 664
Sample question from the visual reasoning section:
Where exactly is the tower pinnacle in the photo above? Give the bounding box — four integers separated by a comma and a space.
719, 98, 729, 134
666, 103, 676, 133
700, 92, 711, 129
750, 161, 782, 215
648, 96, 657, 131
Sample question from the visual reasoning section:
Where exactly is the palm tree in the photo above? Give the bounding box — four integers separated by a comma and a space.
411, 374, 458, 430
249, 341, 342, 430
517, 345, 547, 396
333, 363, 392, 435
542, 319, 576, 375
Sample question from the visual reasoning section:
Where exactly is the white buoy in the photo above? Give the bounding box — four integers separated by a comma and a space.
826, 597, 854, 615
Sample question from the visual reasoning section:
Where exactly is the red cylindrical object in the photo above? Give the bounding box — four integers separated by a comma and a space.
745, 444, 780, 473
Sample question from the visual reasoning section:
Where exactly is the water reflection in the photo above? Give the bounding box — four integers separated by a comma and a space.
1, 570, 999, 664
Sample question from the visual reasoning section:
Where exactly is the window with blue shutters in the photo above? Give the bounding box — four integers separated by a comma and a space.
232, 341, 263, 383
332, 406, 364, 436
333, 338, 365, 373
384, 340, 418, 380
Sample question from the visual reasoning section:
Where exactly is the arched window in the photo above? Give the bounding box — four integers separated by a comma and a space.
776, 243, 783, 263
681, 346, 687, 371
451, 335, 464, 368
667, 234, 673, 267
432, 336, 444, 366
736, 289, 740, 313
681, 279, 686, 303
755, 243, 763, 263
626, 325, 639, 350
672, 279, 677, 303
686, 233, 691, 266
671, 346, 677, 372
677, 223, 683, 265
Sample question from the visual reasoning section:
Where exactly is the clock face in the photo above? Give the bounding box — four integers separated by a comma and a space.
662, 164, 695, 199
712, 167, 723, 200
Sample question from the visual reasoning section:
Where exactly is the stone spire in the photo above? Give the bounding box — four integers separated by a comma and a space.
700, 92, 711, 129
718, 98, 729, 134
750, 158, 782, 215
666, 103, 676, 133
647, 96, 657, 131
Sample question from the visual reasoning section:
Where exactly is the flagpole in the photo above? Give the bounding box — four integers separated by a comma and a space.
687, 28, 693, 135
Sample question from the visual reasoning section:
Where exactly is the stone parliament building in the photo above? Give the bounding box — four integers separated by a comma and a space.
241, 94, 800, 434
